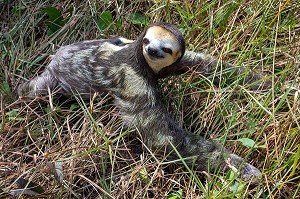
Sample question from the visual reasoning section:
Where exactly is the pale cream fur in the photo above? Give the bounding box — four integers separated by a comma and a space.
142, 26, 182, 73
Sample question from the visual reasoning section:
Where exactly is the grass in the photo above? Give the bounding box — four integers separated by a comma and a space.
0, 0, 299, 198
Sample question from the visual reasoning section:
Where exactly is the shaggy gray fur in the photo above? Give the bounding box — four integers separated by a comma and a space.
18, 23, 263, 182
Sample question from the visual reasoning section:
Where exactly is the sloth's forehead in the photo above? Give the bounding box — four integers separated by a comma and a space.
145, 26, 174, 38
144, 26, 181, 50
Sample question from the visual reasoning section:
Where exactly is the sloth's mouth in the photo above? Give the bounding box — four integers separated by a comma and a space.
149, 54, 164, 59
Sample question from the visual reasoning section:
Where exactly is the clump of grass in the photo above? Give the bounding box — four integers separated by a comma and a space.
1, 0, 299, 198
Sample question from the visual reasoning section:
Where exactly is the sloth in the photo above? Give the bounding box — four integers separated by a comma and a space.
18, 22, 263, 181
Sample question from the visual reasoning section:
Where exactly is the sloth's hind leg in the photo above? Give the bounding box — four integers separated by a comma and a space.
17, 69, 58, 97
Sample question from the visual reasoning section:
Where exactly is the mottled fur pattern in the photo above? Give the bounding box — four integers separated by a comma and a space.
18, 22, 262, 181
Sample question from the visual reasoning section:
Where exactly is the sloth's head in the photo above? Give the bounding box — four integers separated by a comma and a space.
141, 22, 185, 73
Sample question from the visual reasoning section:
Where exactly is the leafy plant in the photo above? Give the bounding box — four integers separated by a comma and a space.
96, 11, 113, 31
237, 137, 266, 149
96, 11, 123, 31
129, 12, 148, 26
167, 189, 183, 199
0, 81, 11, 96
43, 6, 67, 35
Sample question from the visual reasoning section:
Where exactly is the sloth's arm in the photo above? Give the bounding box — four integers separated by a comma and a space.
159, 50, 270, 89
17, 69, 59, 97
114, 89, 261, 181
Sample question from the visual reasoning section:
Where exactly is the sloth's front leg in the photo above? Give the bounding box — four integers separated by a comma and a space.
17, 69, 59, 97
159, 50, 272, 90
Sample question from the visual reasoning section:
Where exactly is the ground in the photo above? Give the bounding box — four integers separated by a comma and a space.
0, 0, 299, 198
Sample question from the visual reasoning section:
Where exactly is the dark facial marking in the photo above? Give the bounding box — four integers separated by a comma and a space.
162, 47, 172, 55
143, 38, 150, 45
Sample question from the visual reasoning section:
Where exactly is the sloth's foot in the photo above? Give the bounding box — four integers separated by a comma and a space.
226, 153, 261, 183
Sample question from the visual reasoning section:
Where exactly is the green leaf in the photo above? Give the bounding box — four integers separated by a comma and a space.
237, 138, 266, 149
6, 110, 26, 121
43, 7, 64, 25
6, 110, 17, 117
129, 12, 148, 25
237, 138, 256, 148
139, 167, 148, 182
0, 81, 11, 95
292, 144, 300, 176
115, 18, 122, 29
214, 2, 238, 27
96, 11, 113, 31
43, 7, 65, 35
70, 104, 78, 111
230, 181, 245, 194
167, 189, 183, 199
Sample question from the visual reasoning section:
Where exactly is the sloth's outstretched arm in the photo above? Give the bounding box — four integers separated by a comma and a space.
17, 69, 59, 97
159, 50, 270, 89
114, 89, 261, 181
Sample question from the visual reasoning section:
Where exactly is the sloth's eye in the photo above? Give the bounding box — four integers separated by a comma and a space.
143, 38, 150, 45
162, 47, 172, 54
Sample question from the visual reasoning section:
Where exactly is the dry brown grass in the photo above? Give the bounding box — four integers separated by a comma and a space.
1, 0, 300, 198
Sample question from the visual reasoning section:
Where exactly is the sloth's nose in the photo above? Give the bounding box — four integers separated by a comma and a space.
148, 47, 163, 58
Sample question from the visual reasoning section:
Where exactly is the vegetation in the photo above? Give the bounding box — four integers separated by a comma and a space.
1, 0, 299, 198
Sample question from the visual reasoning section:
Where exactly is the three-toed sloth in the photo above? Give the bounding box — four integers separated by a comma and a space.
18, 22, 265, 181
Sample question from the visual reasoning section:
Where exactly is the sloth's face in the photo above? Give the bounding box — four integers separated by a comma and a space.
142, 26, 182, 73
